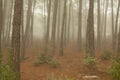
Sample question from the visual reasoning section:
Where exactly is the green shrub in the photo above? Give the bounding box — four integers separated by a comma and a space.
0, 52, 3, 79
33, 53, 61, 68
0, 49, 19, 80
47, 58, 60, 68
83, 57, 97, 69
108, 59, 120, 80
33, 58, 42, 66
37, 53, 48, 64
100, 50, 112, 60
1, 65, 18, 80
33, 53, 48, 66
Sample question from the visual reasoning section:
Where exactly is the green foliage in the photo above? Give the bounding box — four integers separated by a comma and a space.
33, 53, 48, 66
46, 73, 74, 80
1, 65, 18, 80
38, 53, 48, 64
0, 52, 3, 79
0, 49, 19, 80
33, 53, 60, 68
33, 59, 42, 66
108, 59, 120, 80
0, 52, 2, 64
47, 58, 60, 68
100, 50, 112, 60
83, 57, 97, 69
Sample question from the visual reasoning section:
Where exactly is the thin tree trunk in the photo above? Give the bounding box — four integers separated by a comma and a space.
45, 0, 51, 54
29, 0, 36, 45
50, 0, 58, 57
77, 0, 82, 52
115, 0, 120, 52
57, 0, 61, 44
67, 0, 71, 44
111, 0, 115, 51
60, 0, 67, 56
0, 0, 2, 52
97, 0, 101, 50
21, 0, 33, 60
5, 0, 14, 46
101, 0, 105, 49
103, 0, 109, 49
25, 0, 33, 47
117, 26, 120, 57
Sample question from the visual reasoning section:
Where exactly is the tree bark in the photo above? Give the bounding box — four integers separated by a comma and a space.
21, 0, 33, 60
0, 0, 3, 52
86, 0, 94, 58
50, 0, 58, 57
97, 0, 101, 50
67, 0, 71, 44
103, 0, 109, 49
77, 0, 82, 52
44, 0, 51, 54
60, 0, 67, 56
111, 0, 115, 51
115, 0, 120, 52
12, 0, 23, 79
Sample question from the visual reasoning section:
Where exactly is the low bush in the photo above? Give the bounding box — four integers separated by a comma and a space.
33, 53, 60, 68
37, 53, 48, 64
33, 53, 48, 66
100, 50, 112, 60
108, 59, 120, 80
83, 57, 97, 69
0, 49, 19, 80
47, 58, 60, 68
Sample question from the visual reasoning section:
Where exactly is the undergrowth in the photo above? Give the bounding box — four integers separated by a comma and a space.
0, 49, 19, 80
100, 50, 113, 60
33, 53, 60, 68
83, 57, 97, 70
108, 59, 120, 80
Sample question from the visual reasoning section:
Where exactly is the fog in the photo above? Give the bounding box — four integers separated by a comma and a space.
30, 0, 119, 39
1, 0, 120, 80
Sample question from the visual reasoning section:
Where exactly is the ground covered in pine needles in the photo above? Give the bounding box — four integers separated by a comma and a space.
21, 44, 110, 80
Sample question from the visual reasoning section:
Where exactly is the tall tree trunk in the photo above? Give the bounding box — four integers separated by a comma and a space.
5, 0, 14, 46
101, 0, 105, 49
103, 0, 109, 49
25, 0, 33, 47
0, 0, 2, 52
86, 0, 94, 58
77, 0, 82, 52
67, 0, 71, 44
111, 0, 115, 51
57, 0, 61, 44
97, 0, 101, 50
60, 0, 67, 56
1, 0, 7, 43
21, 0, 33, 60
30, 0, 36, 45
115, 0, 120, 52
63, 7, 67, 46
12, 0, 23, 79
45, 0, 51, 54
71, 4, 75, 42
50, 0, 58, 57
117, 26, 120, 57
21, 0, 24, 60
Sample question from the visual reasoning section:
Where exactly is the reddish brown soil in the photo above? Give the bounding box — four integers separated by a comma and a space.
21, 45, 111, 80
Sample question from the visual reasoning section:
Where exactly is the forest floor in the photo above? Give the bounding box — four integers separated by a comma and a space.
21, 44, 111, 80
